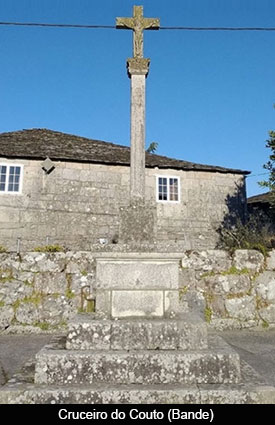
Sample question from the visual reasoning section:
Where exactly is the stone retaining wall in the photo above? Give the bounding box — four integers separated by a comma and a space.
0, 249, 274, 332
180, 249, 275, 329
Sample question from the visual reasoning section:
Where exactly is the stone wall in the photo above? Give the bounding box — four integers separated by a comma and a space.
0, 249, 274, 333
180, 249, 275, 329
0, 157, 246, 251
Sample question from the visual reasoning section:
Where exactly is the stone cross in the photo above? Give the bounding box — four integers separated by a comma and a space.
116, 5, 160, 59
116, 6, 160, 203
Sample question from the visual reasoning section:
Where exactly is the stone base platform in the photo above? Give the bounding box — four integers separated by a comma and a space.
35, 335, 240, 386
66, 313, 208, 351
1, 363, 275, 404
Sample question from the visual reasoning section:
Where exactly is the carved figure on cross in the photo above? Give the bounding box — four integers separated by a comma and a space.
116, 5, 160, 59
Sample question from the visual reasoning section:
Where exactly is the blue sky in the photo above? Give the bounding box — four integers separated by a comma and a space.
1, 0, 275, 196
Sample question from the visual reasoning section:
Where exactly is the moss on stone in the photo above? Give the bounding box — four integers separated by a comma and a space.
226, 292, 248, 300
12, 299, 21, 311
179, 286, 188, 300
221, 266, 250, 276
65, 288, 75, 299
34, 245, 64, 253
22, 292, 43, 306
0, 269, 14, 283
204, 307, 212, 323
262, 319, 269, 329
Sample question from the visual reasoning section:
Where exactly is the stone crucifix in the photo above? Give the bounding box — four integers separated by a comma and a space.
116, 6, 160, 203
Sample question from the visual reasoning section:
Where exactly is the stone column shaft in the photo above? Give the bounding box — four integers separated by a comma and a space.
128, 58, 150, 204
130, 73, 146, 202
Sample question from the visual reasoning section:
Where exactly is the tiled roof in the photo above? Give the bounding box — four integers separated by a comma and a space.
0, 128, 250, 175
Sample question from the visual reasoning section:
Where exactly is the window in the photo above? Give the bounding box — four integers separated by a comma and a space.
157, 176, 180, 202
0, 164, 23, 194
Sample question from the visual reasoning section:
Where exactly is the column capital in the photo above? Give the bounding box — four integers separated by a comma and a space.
127, 58, 150, 78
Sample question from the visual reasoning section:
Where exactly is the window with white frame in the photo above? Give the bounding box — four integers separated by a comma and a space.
157, 176, 180, 202
0, 164, 23, 193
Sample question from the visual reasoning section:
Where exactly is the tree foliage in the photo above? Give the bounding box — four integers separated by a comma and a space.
259, 130, 275, 206
146, 142, 158, 154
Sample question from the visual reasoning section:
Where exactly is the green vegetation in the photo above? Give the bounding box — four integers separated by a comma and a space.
259, 129, 275, 206
0, 300, 5, 307
262, 319, 269, 329
201, 266, 250, 279
218, 215, 273, 255
0, 245, 7, 253
34, 245, 64, 253
204, 307, 212, 324
24, 293, 43, 306
65, 288, 75, 299
221, 266, 250, 276
146, 142, 158, 154
179, 286, 188, 300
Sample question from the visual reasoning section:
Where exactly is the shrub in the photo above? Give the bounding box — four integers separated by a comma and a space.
217, 212, 274, 255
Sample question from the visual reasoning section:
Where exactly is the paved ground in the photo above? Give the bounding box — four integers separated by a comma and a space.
1, 330, 275, 385
218, 329, 275, 386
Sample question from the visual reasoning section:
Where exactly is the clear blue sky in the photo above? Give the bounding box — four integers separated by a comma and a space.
1, 0, 275, 196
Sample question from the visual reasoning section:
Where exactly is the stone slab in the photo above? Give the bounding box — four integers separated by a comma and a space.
111, 290, 164, 318
96, 258, 179, 290
66, 314, 208, 351
2, 383, 275, 404
35, 336, 240, 386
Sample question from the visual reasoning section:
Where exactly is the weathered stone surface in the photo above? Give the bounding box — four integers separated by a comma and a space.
20, 253, 67, 273
35, 273, 68, 294
233, 250, 265, 272
258, 305, 275, 324
225, 296, 256, 321
65, 252, 95, 274
0, 280, 33, 304
66, 314, 208, 351
201, 274, 251, 295
266, 251, 275, 271
0, 306, 14, 331
0, 250, 274, 330
1, 382, 275, 404
164, 291, 179, 316
1, 354, 275, 404
181, 250, 231, 272
255, 271, 275, 302
119, 201, 157, 243
35, 346, 240, 385
96, 258, 179, 289
41, 296, 76, 326
0, 361, 6, 386
112, 290, 164, 318
15, 303, 40, 325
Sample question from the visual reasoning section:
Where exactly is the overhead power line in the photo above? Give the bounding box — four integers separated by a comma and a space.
1, 21, 275, 31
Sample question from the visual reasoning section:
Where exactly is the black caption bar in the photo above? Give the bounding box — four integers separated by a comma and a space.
1, 404, 274, 423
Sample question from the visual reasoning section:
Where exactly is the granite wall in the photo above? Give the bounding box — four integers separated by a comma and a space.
0, 158, 246, 251
0, 249, 274, 333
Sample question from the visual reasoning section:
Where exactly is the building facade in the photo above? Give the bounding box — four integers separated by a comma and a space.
0, 129, 248, 251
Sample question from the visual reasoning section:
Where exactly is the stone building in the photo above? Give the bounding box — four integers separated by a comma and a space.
0, 128, 249, 251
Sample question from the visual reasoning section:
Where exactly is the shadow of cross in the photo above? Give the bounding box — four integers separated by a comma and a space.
116, 5, 160, 59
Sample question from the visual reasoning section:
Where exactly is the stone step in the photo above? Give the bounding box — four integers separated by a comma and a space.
35, 336, 240, 386
66, 313, 208, 351
2, 379, 275, 404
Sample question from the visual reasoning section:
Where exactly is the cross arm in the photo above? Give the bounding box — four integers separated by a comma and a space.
143, 18, 160, 30
116, 17, 135, 30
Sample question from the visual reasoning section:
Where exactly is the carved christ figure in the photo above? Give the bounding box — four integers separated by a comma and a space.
116, 5, 160, 59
